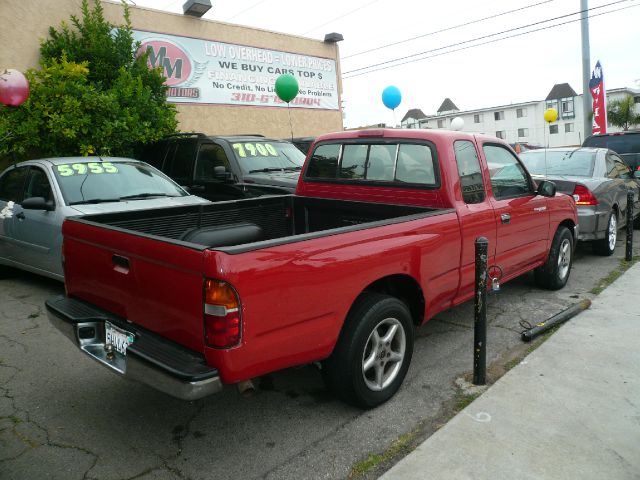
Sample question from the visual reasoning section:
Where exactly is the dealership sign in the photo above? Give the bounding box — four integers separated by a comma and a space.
133, 30, 339, 110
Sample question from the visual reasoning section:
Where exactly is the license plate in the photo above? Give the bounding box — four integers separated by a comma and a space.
105, 321, 135, 355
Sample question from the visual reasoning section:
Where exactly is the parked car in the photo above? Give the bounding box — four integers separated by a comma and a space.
137, 133, 306, 201
0, 157, 210, 280
290, 136, 315, 155
47, 129, 577, 408
520, 147, 640, 256
583, 131, 640, 171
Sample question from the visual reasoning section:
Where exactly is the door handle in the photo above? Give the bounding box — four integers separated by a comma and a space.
112, 254, 130, 274
501, 213, 511, 224
16, 212, 25, 220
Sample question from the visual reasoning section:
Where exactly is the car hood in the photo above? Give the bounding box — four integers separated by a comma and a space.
242, 171, 300, 192
67, 195, 210, 215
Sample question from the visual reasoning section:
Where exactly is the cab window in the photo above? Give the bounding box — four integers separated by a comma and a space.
454, 140, 485, 204
483, 144, 532, 199
0, 166, 29, 203
24, 167, 54, 203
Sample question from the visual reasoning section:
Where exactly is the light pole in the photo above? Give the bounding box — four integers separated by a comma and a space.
580, 0, 592, 138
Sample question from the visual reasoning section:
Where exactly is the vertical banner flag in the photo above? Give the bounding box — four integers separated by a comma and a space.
589, 60, 607, 135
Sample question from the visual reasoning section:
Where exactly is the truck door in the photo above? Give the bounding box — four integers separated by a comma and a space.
481, 143, 549, 278
452, 140, 497, 301
0, 166, 29, 263
193, 143, 246, 201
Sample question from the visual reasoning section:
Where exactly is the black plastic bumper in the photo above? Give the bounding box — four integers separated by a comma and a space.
46, 296, 222, 400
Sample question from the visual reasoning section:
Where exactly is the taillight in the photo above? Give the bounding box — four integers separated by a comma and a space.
204, 279, 241, 348
572, 184, 598, 206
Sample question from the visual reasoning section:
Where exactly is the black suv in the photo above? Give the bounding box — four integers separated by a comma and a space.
138, 133, 307, 202
583, 131, 640, 171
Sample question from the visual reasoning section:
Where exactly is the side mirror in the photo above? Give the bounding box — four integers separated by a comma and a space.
214, 165, 233, 181
536, 180, 556, 198
21, 196, 55, 211
634, 170, 640, 179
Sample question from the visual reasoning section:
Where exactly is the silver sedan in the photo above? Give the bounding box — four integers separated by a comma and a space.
520, 147, 640, 256
0, 157, 210, 280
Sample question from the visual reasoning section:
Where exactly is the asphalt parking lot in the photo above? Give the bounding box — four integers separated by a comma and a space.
1, 237, 637, 480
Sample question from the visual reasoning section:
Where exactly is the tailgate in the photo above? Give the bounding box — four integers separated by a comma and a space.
62, 218, 208, 353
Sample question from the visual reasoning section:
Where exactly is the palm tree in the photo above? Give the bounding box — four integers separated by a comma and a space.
607, 95, 640, 131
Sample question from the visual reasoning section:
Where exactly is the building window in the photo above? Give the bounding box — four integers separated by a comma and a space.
546, 100, 557, 110
517, 128, 528, 138
561, 97, 575, 118
474, 114, 483, 123
495, 131, 506, 139
494, 111, 505, 121
634, 96, 640, 104
516, 108, 527, 118
565, 123, 574, 133
549, 125, 559, 134
437, 119, 445, 128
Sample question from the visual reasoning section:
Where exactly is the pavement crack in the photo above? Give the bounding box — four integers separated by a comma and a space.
0, 334, 28, 354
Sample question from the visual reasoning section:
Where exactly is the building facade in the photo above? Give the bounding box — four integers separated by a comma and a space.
402, 84, 640, 147
0, 0, 344, 138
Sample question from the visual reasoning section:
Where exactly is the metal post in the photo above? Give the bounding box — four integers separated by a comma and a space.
580, 0, 592, 138
626, 190, 634, 261
473, 237, 488, 386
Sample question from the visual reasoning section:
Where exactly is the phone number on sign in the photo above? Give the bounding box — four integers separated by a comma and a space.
230, 92, 322, 106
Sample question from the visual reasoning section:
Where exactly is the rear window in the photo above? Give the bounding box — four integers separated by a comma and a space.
583, 134, 640, 154
306, 142, 438, 187
520, 150, 595, 177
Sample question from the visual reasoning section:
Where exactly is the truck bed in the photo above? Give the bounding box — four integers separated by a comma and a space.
72, 195, 447, 253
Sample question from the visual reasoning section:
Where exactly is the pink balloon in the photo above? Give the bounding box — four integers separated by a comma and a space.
0, 69, 30, 106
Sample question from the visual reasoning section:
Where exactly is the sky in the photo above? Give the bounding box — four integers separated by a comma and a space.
131, 0, 640, 128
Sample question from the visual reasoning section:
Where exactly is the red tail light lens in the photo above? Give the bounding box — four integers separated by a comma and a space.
572, 184, 598, 206
204, 279, 241, 348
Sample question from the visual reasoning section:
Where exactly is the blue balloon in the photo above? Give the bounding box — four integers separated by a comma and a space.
382, 86, 402, 110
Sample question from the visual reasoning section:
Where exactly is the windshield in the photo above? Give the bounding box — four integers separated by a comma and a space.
230, 141, 306, 173
520, 150, 596, 177
52, 160, 188, 205
583, 134, 640, 154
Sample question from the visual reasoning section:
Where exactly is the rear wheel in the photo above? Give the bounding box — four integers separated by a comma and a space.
535, 226, 573, 290
322, 293, 414, 408
593, 211, 617, 256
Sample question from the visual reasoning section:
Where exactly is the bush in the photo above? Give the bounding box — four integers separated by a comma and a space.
0, 0, 176, 160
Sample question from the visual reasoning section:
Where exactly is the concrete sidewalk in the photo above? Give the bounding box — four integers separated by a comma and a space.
382, 263, 640, 480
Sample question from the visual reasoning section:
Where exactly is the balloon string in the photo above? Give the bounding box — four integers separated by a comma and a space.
288, 103, 294, 141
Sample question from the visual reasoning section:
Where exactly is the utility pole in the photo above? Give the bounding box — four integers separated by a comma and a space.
580, 0, 592, 138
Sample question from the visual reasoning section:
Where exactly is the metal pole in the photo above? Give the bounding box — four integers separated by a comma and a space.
580, 0, 592, 138
521, 299, 591, 342
473, 237, 488, 386
626, 190, 634, 261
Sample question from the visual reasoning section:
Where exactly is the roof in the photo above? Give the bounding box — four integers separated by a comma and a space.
437, 98, 459, 113
545, 83, 577, 100
401, 108, 427, 122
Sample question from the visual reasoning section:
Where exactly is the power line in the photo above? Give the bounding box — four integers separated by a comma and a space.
226, 0, 269, 21
343, 3, 638, 79
343, 0, 555, 59
301, 0, 379, 35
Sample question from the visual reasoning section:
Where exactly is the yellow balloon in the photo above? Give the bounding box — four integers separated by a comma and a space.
544, 108, 558, 123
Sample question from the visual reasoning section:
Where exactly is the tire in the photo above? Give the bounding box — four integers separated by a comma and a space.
593, 211, 617, 256
534, 226, 573, 290
322, 293, 414, 408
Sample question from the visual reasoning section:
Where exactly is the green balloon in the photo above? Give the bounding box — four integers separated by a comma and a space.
275, 74, 299, 103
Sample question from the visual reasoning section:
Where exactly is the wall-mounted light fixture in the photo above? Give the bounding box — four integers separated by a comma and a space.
183, 0, 212, 17
324, 32, 344, 43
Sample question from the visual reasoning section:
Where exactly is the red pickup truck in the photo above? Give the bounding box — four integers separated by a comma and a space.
46, 129, 577, 408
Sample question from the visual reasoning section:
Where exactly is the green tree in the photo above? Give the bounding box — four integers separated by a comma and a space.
0, 0, 176, 161
607, 95, 640, 131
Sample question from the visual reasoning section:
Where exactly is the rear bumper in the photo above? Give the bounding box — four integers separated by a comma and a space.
577, 206, 608, 241
46, 296, 222, 401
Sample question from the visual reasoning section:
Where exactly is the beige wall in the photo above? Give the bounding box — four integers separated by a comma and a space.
0, 0, 343, 137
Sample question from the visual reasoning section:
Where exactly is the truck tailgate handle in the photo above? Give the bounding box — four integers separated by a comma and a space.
112, 254, 130, 273
501, 213, 511, 224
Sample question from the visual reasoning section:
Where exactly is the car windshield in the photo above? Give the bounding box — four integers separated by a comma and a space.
230, 141, 306, 173
52, 160, 188, 205
520, 150, 596, 177
583, 134, 640, 154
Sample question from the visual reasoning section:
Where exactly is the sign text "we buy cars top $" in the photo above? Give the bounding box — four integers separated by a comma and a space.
133, 30, 339, 110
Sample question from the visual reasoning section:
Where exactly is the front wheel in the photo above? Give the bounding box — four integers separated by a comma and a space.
534, 226, 573, 290
322, 293, 414, 408
593, 211, 617, 256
